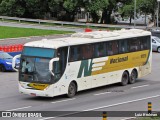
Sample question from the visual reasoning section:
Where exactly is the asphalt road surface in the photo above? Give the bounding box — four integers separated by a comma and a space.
0, 52, 160, 120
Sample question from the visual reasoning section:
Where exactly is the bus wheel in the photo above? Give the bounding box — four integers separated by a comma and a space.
0, 65, 6, 72
129, 69, 137, 84
67, 82, 76, 98
121, 71, 129, 86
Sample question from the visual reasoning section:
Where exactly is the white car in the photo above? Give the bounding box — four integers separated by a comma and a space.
151, 36, 160, 53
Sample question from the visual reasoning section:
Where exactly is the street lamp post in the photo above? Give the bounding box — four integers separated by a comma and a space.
134, 0, 136, 28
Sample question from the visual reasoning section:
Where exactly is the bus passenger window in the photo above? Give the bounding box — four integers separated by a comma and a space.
69, 46, 81, 62
129, 38, 140, 52
119, 40, 128, 54
81, 44, 94, 59
140, 37, 150, 50
94, 43, 106, 57
107, 41, 118, 55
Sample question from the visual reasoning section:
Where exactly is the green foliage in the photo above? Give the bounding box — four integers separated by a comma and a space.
86, 0, 109, 12
137, 0, 156, 14
0, 0, 25, 17
84, 0, 109, 23
24, 0, 50, 18
0, 26, 72, 39
63, 0, 78, 12
0, 0, 158, 23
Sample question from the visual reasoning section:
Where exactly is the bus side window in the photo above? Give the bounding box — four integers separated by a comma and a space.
94, 43, 106, 57
140, 36, 150, 50
56, 47, 68, 80
81, 44, 94, 59
129, 38, 140, 52
119, 39, 128, 54
69, 46, 81, 62
106, 41, 118, 55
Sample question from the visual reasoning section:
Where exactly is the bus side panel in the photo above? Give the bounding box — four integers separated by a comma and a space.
54, 50, 151, 95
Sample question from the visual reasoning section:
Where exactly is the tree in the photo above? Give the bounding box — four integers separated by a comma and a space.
49, 0, 81, 21
63, 0, 79, 21
100, 0, 116, 24
119, 0, 134, 25
24, 0, 50, 18
0, 0, 25, 17
119, 0, 157, 25
137, 0, 157, 24
84, 0, 109, 23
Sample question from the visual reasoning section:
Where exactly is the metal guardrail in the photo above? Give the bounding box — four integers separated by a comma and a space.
0, 16, 151, 29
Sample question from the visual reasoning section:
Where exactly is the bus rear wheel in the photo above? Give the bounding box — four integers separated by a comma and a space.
121, 71, 129, 86
129, 69, 137, 84
67, 82, 76, 98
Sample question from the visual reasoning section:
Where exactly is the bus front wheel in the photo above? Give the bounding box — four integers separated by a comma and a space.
67, 82, 76, 98
121, 71, 129, 86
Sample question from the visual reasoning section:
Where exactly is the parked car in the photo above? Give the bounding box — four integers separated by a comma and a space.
151, 29, 160, 38
0, 51, 20, 72
151, 36, 160, 53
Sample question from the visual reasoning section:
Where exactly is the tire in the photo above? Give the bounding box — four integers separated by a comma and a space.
129, 69, 137, 84
0, 64, 6, 72
121, 71, 129, 86
67, 82, 77, 98
157, 47, 160, 53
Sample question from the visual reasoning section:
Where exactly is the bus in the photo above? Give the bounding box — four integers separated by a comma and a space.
12, 29, 152, 97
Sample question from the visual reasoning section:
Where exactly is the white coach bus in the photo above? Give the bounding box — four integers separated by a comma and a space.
12, 29, 152, 97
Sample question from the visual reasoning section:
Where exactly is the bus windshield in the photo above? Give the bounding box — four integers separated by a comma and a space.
19, 47, 56, 83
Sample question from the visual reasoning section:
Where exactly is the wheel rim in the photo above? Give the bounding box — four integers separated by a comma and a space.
158, 48, 160, 53
122, 73, 128, 84
131, 71, 136, 83
69, 84, 75, 96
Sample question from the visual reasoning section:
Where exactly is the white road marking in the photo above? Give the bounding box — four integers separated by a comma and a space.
39, 117, 56, 120
38, 111, 80, 120
51, 98, 76, 104
121, 117, 136, 120
94, 92, 111, 96
131, 84, 149, 89
6, 106, 32, 111
39, 95, 160, 120
83, 94, 160, 111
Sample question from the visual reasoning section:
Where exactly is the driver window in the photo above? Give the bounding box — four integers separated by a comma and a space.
54, 47, 68, 81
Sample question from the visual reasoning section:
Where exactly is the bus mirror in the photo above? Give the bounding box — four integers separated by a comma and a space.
49, 57, 59, 76
12, 54, 21, 71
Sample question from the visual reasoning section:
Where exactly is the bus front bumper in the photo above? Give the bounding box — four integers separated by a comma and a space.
19, 82, 54, 97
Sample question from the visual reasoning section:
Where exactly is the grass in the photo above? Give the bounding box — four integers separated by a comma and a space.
0, 26, 73, 39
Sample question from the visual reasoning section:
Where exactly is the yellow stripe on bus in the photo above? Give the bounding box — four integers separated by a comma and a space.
92, 50, 149, 75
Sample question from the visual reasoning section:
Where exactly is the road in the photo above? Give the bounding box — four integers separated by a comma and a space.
0, 52, 160, 120
0, 21, 84, 32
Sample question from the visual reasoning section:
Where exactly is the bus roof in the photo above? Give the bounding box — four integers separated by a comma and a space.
24, 29, 151, 49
